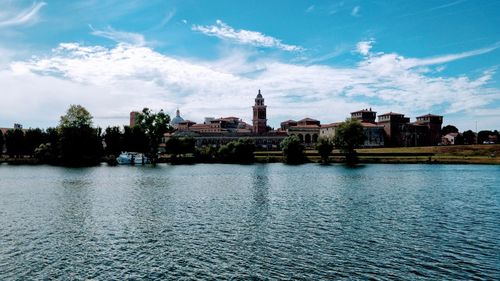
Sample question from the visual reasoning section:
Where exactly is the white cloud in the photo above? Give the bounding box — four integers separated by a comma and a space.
401, 43, 500, 68
192, 20, 304, 52
306, 5, 315, 13
158, 9, 176, 28
89, 25, 146, 46
351, 6, 360, 16
2, 42, 499, 131
0, 1, 46, 27
356, 39, 374, 56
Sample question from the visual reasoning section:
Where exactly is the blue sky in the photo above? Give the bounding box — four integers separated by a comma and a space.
0, 0, 499, 131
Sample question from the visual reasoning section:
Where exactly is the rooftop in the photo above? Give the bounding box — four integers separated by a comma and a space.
379, 112, 405, 116
416, 114, 442, 118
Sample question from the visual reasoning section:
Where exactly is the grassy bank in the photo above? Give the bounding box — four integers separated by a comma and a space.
255, 144, 500, 164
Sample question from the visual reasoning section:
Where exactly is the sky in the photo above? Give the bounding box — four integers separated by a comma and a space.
0, 0, 499, 131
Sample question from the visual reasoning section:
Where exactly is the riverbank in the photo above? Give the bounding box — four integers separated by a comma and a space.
1, 144, 499, 165
255, 144, 500, 165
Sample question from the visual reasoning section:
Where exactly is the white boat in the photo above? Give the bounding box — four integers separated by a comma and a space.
116, 152, 150, 165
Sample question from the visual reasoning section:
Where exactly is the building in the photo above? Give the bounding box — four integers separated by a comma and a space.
280, 118, 320, 147
252, 90, 268, 134
377, 112, 443, 147
163, 90, 287, 150
130, 111, 140, 127
170, 108, 185, 129
350, 109, 384, 147
442, 132, 459, 145
318, 109, 384, 148
415, 114, 443, 145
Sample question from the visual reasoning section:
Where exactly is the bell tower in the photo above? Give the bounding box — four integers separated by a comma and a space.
252, 89, 267, 134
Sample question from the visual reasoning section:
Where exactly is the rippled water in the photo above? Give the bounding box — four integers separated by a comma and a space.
0, 163, 499, 280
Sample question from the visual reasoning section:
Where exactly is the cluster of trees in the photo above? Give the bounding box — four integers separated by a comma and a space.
441, 125, 499, 145
165, 138, 256, 164
0, 105, 171, 166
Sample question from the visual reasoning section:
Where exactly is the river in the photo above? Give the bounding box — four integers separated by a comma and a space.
0, 163, 499, 279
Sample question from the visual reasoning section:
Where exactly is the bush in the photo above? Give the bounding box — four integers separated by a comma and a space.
281, 135, 305, 164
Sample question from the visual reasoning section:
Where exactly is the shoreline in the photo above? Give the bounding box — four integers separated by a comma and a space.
1, 156, 498, 166
2, 144, 499, 166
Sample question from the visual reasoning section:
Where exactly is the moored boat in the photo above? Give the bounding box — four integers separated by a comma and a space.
116, 152, 150, 165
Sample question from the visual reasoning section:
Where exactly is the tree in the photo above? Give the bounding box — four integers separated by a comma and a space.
316, 137, 334, 163
103, 126, 122, 157
478, 130, 494, 144
217, 138, 255, 163
281, 135, 305, 164
122, 125, 149, 153
24, 128, 44, 156
441, 125, 459, 136
58, 105, 102, 166
194, 146, 218, 163
334, 119, 365, 164
134, 108, 171, 160
5, 129, 25, 158
0, 130, 4, 155
462, 130, 476, 145
165, 136, 195, 158
59, 104, 93, 128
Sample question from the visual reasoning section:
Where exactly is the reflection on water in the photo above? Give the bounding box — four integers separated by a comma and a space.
0, 164, 499, 279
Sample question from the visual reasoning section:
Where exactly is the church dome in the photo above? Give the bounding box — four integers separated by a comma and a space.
171, 108, 184, 127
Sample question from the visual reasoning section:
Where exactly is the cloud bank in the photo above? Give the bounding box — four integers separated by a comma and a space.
1, 41, 499, 130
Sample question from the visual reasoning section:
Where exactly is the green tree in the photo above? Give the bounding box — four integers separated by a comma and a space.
281, 135, 305, 164
134, 108, 171, 160
165, 136, 196, 160
103, 126, 122, 157
334, 119, 365, 164
24, 128, 44, 156
316, 137, 334, 163
58, 105, 102, 166
462, 130, 476, 144
217, 138, 255, 163
5, 129, 25, 158
59, 104, 93, 128
441, 125, 459, 136
478, 130, 495, 144
122, 125, 149, 153
194, 146, 218, 163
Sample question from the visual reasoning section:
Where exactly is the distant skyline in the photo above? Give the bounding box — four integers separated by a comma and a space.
0, 0, 499, 131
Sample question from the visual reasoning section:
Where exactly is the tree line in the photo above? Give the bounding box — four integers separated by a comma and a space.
441, 124, 499, 145
0, 105, 171, 166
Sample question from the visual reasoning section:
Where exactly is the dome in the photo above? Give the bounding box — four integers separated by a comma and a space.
256, 89, 263, 98
171, 115, 184, 125
171, 108, 184, 127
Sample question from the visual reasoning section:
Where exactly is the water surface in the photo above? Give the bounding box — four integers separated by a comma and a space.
1, 164, 499, 279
